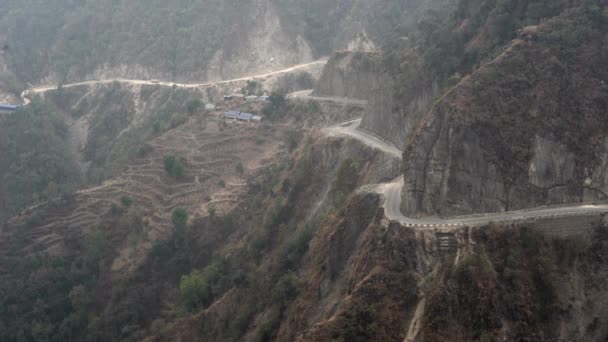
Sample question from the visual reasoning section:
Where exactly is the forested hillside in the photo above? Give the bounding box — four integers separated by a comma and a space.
376, 0, 585, 124
0, 0, 435, 85
0, 102, 81, 222
0, 0, 262, 82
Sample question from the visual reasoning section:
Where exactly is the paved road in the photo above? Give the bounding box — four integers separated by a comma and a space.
326, 118, 608, 228
21, 59, 328, 103
323, 119, 402, 159
288, 89, 368, 108
377, 178, 608, 227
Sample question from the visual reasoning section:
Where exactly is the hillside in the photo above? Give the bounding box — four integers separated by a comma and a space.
0, 0, 435, 86
2, 0, 608, 341
0, 102, 81, 223
318, 0, 608, 215
0, 92, 373, 341
401, 2, 608, 216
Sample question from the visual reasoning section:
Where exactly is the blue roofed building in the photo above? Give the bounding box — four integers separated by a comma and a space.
223, 111, 262, 123
0, 104, 20, 112
224, 111, 241, 120
239, 112, 254, 121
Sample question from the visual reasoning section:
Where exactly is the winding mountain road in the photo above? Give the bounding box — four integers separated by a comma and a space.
323, 119, 401, 158
21, 59, 328, 103
325, 118, 608, 228
288, 89, 368, 108
20, 57, 608, 228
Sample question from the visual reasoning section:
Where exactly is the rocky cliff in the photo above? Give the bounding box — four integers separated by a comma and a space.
402, 6, 608, 216
312, 51, 382, 101
314, 50, 431, 148
359, 69, 435, 148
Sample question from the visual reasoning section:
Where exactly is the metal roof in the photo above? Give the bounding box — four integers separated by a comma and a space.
223, 111, 258, 121
0, 104, 19, 110
239, 112, 254, 120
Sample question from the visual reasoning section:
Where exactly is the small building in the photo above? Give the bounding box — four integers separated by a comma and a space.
238, 112, 254, 121
224, 111, 241, 120
0, 104, 20, 112
245, 95, 269, 102
223, 111, 262, 123
224, 94, 245, 101
205, 103, 216, 110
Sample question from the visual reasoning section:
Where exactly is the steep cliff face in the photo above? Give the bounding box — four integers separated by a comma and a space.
314, 50, 431, 148
312, 51, 382, 100
359, 70, 437, 148
402, 6, 608, 216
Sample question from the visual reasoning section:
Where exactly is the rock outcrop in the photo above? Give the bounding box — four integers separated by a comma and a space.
402, 8, 608, 216
314, 50, 430, 148
312, 51, 382, 101
359, 70, 437, 148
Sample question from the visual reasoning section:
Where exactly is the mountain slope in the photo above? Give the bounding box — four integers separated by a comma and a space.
402, 3, 608, 216
0, 0, 435, 85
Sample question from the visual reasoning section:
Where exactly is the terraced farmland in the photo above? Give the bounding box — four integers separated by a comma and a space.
7, 112, 289, 262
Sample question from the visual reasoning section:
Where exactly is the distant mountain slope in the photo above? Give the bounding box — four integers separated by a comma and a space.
0, 0, 433, 85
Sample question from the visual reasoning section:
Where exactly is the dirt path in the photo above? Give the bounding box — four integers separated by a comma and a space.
288, 89, 368, 108
22, 59, 328, 102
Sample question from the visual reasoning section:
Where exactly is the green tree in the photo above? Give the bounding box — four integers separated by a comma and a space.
179, 270, 211, 311
236, 162, 245, 175
241, 80, 263, 96
271, 273, 299, 305
84, 229, 110, 273
69, 285, 91, 311
164, 155, 184, 178
120, 195, 133, 208
186, 99, 202, 114
262, 91, 288, 120
172, 208, 188, 232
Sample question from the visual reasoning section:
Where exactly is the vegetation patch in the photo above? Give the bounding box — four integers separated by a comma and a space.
164, 156, 184, 179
